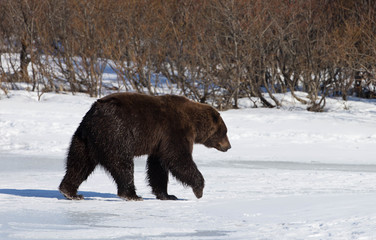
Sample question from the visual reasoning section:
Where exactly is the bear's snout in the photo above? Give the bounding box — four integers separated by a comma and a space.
216, 137, 231, 152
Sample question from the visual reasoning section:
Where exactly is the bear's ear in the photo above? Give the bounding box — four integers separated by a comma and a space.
98, 96, 121, 106
211, 110, 219, 124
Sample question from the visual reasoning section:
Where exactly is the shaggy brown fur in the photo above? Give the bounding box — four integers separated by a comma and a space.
59, 92, 231, 201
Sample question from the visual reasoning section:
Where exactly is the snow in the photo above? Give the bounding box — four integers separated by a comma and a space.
1, 90, 376, 239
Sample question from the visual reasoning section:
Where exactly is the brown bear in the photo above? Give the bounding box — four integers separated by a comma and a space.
59, 92, 231, 201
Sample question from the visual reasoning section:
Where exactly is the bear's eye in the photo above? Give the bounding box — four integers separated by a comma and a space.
222, 130, 227, 137
217, 126, 227, 137
221, 125, 227, 134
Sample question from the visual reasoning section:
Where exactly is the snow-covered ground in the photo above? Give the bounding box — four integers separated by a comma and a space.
1, 91, 376, 239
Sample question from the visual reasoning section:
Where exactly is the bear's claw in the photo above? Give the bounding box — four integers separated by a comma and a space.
156, 193, 178, 200
118, 194, 143, 201
59, 187, 84, 200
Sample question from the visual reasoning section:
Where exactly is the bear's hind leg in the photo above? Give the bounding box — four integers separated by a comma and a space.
101, 157, 142, 201
147, 154, 177, 200
59, 135, 97, 200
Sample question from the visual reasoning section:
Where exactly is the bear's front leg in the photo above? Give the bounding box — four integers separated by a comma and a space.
191, 171, 205, 199
118, 190, 143, 201
192, 184, 204, 199
166, 154, 205, 199
147, 154, 178, 200
59, 181, 84, 200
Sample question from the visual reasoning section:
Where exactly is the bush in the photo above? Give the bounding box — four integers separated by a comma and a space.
1, 0, 375, 110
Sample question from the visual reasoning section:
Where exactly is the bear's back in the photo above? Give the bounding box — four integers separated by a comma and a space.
98, 92, 190, 112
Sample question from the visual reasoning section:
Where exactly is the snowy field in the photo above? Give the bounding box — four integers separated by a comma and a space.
1, 90, 376, 239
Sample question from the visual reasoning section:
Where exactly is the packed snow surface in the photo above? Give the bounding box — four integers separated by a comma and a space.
1, 91, 376, 239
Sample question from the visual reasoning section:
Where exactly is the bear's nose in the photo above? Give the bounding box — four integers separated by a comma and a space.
219, 137, 231, 152
224, 143, 231, 152
218, 142, 231, 152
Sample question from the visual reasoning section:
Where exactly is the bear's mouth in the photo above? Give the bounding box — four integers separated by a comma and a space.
216, 143, 231, 152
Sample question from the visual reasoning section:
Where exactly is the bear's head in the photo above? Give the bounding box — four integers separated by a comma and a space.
203, 110, 231, 152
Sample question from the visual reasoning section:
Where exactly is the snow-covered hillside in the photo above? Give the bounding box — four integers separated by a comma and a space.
1, 91, 376, 239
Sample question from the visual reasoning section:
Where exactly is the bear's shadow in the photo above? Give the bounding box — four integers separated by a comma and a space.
0, 189, 185, 201
0, 189, 118, 201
